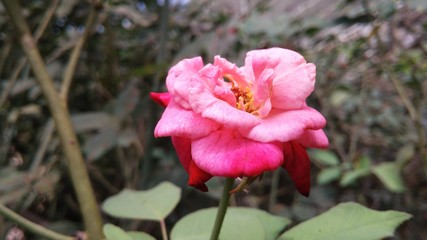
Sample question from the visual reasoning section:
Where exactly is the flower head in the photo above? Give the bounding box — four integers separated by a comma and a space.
152, 48, 328, 196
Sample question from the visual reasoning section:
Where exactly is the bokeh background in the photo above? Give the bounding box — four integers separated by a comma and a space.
0, 0, 426, 239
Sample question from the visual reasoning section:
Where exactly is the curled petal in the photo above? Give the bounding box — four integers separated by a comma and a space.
191, 130, 284, 177
270, 63, 316, 110
245, 48, 307, 81
283, 142, 311, 197
154, 100, 220, 139
166, 57, 204, 109
214, 56, 250, 88
243, 107, 327, 143
189, 71, 259, 129
296, 129, 329, 149
150, 92, 171, 107
172, 137, 212, 191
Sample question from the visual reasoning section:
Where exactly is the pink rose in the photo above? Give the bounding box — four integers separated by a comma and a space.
151, 48, 328, 196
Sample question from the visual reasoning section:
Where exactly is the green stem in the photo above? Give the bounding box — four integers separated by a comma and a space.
268, 170, 280, 212
0, 203, 73, 240
160, 219, 168, 240
210, 178, 234, 240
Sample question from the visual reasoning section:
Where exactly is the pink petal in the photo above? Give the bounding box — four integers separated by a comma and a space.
244, 48, 307, 81
243, 107, 327, 143
189, 67, 259, 129
244, 48, 315, 110
150, 92, 171, 107
282, 142, 311, 197
252, 68, 274, 117
172, 137, 212, 192
154, 100, 220, 139
191, 130, 284, 177
296, 129, 329, 149
214, 56, 250, 88
166, 57, 204, 109
270, 63, 316, 110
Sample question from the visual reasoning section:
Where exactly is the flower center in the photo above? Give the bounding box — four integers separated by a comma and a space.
231, 86, 253, 111
224, 74, 258, 114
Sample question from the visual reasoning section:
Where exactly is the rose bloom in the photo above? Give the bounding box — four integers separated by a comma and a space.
151, 48, 328, 196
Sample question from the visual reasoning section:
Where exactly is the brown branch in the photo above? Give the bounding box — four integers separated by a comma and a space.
0, 0, 58, 107
0, 203, 74, 240
60, 0, 101, 99
1, 0, 104, 239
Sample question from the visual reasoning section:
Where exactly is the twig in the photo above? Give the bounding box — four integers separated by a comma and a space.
1, 0, 104, 239
141, 0, 170, 189
0, 58, 26, 107
0, 203, 74, 240
385, 69, 427, 175
34, 0, 60, 40
348, 69, 369, 162
60, 0, 100, 99
0, 0, 59, 107
30, 120, 54, 169
268, 170, 280, 212
32, 0, 101, 170
0, 37, 12, 75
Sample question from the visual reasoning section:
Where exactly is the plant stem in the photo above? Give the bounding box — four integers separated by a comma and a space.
268, 170, 280, 212
160, 219, 168, 240
1, 0, 104, 239
0, 203, 73, 240
210, 178, 234, 240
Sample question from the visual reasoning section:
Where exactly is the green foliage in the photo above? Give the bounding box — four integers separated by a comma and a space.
278, 202, 412, 240
372, 163, 406, 193
310, 149, 340, 166
316, 153, 407, 193
317, 167, 341, 185
339, 168, 371, 187
171, 207, 291, 240
102, 182, 181, 221
103, 224, 155, 240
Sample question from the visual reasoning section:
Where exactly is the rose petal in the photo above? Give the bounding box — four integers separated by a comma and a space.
155, 100, 220, 139
150, 92, 171, 107
252, 68, 274, 117
166, 57, 204, 109
282, 142, 311, 197
191, 130, 284, 177
189, 67, 259, 129
296, 129, 329, 149
172, 137, 212, 191
245, 48, 307, 81
270, 63, 316, 110
214, 56, 250, 88
243, 107, 327, 143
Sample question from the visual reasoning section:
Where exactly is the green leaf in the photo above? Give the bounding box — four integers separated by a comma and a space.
103, 224, 132, 240
127, 231, 156, 240
317, 167, 341, 185
102, 182, 181, 221
395, 144, 415, 167
278, 202, 412, 240
310, 150, 340, 166
103, 224, 156, 240
372, 163, 406, 193
171, 207, 291, 240
339, 168, 371, 187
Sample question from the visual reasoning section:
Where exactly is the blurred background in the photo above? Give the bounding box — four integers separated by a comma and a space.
0, 0, 426, 239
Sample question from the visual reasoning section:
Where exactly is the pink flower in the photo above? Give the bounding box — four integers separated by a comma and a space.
151, 48, 328, 196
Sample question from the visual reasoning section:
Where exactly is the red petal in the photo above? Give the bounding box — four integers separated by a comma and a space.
282, 142, 311, 197
172, 136, 212, 192
150, 92, 171, 107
